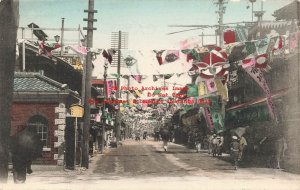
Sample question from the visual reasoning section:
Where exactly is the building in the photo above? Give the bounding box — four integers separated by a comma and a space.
11, 72, 80, 165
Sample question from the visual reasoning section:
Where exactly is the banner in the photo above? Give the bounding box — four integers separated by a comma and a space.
202, 107, 214, 131
243, 66, 277, 121
214, 79, 228, 102
106, 80, 117, 98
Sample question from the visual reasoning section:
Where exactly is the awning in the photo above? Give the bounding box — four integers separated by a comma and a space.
226, 87, 289, 111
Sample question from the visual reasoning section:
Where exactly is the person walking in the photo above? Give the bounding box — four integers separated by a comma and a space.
194, 132, 202, 153
10, 126, 43, 183
160, 128, 170, 152
239, 134, 247, 162
230, 136, 240, 170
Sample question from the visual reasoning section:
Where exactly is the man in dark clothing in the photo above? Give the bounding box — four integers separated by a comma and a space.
10, 127, 43, 183
230, 136, 240, 170
160, 128, 170, 152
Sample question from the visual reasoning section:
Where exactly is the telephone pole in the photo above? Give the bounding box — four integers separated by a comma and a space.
82, 0, 97, 169
215, 0, 227, 47
111, 31, 128, 145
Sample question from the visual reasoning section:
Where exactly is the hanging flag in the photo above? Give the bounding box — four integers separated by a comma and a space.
255, 38, 270, 55
131, 75, 142, 83
68, 45, 87, 64
243, 66, 277, 121
210, 110, 224, 134
152, 89, 161, 96
198, 82, 206, 96
223, 29, 236, 44
153, 74, 163, 82
164, 50, 179, 63
187, 84, 198, 97
239, 55, 255, 69
205, 78, 217, 93
272, 35, 283, 53
38, 41, 61, 57
227, 42, 248, 62
255, 53, 268, 69
245, 41, 256, 55
202, 107, 214, 131
214, 79, 228, 102
289, 32, 298, 51
153, 50, 165, 65
106, 80, 117, 98
102, 49, 116, 64
164, 74, 174, 79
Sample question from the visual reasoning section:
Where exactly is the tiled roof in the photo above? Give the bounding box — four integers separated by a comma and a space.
14, 72, 65, 92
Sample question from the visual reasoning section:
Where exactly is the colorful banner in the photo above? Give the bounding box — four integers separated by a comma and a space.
206, 78, 217, 93
198, 81, 206, 96
243, 66, 277, 121
202, 107, 214, 131
214, 79, 228, 102
106, 80, 117, 98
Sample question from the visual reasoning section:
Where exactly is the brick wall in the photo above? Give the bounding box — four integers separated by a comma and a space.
11, 102, 58, 165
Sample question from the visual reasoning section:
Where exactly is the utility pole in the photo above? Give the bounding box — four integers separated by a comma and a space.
0, 0, 19, 182
215, 0, 227, 47
60, 18, 64, 56
101, 61, 108, 153
111, 31, 128, 145
82, 0, 97, 169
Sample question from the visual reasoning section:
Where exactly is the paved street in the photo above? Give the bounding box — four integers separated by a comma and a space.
3, 139, 300, 190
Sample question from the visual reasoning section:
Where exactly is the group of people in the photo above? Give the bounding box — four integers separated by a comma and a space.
208, 134, 224, 157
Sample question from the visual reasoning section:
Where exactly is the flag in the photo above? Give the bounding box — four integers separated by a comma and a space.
106, 80, 117, 98
245, 41, 256, 55
198, 82, 206, 96
102, 49, 116, 64
206, 78, 217, 93
131, 75, 142, 83
68, 45, 87, 64
187, 84, 198, 97
164, 74, 174, 79
255, 53, 268, 69
215, 79, 228, 102
239, 55, 255, 69
227, 42, 248, 62
202, 107, 214, 131
243, 66, 277, 121
153, 50, 165, 65
164, 50, 179, 63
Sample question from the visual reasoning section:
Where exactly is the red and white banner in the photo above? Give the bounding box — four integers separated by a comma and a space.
202, 107, 214, 131
106, 80, 117, 98
243, 66, 277, 121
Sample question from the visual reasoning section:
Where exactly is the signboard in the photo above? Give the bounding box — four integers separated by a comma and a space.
55, 107, 66, 113
55, 119, 65, 125
70, 104, 84, 118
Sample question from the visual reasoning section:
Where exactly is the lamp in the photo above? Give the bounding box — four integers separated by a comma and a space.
54, 35, 60, 43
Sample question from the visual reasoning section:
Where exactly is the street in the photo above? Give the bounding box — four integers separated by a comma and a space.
3, 139, 300, 190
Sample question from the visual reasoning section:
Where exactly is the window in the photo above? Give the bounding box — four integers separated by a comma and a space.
28, 115, 49, 148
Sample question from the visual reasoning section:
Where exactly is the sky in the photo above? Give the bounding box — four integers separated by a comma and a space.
19, 0, 295, 90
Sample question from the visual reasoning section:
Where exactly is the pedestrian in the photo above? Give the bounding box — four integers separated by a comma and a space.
10, 126, 43, 183
194, 132, 202, 153
230, 136, 240, 170
216, 134, 223, 156
239, 134, 247, 161
212, 134, 218, 157
160, 128, 170, 152
208, 131, 214, 155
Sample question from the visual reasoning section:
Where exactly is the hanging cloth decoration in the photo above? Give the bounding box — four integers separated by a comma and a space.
243, 66, 277, 122
122, 50, 140, 75
153, 50, 165, 65
194, 45, 229, 80
106, 80, 117, 98
131, 75, 142, 83
102, 48, 116, 64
